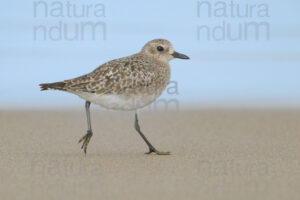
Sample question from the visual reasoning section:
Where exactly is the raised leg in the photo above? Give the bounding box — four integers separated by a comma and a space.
134, 112, 170, 155
78, 101, 93, 154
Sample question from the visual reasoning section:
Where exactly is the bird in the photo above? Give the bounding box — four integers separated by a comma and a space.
39, 39, 190, 155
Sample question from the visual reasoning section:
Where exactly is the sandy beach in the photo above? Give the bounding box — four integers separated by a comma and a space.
0, 109, 300, 200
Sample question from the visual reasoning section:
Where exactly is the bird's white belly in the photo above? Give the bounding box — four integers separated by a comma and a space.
76, 92, 160, 111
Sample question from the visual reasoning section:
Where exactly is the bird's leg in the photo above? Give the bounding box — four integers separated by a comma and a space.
78, 101, 93, 154
134, 112, 170, 155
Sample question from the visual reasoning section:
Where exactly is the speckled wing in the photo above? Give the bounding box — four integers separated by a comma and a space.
63, 55, 159, 95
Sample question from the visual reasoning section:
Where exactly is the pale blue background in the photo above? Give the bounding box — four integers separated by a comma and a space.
1, 0, 300, 109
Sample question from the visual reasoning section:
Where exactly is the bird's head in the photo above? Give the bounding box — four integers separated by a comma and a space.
141, 39, 190, 63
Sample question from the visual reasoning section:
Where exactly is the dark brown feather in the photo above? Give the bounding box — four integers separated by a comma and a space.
39, 82, 66, 91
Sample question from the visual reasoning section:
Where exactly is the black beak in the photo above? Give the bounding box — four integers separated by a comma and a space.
172, 51, 190, 59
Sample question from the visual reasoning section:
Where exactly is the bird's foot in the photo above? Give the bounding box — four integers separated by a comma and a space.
78, 130, 93, 154
145, 148, 170, 155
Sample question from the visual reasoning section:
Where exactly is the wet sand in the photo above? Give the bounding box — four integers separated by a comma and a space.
0, 109, 300, 200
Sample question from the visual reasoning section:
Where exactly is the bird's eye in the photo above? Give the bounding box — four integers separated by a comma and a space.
157, 46, 164, 52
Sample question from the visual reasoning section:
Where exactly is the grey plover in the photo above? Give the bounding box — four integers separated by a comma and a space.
40, 39, 189, 155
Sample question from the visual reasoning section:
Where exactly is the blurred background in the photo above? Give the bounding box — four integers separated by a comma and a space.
0, 0, 299, 109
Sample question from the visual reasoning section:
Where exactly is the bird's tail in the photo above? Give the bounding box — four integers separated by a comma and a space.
39, 81, 66, 91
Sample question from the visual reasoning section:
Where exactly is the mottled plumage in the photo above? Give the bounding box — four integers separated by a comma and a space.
67, 54, 168, 94
65, 53, 170, 110
40, 39, 189, 154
